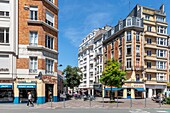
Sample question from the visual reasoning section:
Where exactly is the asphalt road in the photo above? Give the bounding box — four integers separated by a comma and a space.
1, 108, 170, 113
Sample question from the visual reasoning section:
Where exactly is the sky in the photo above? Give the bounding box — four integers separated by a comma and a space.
58, 0, 170, 71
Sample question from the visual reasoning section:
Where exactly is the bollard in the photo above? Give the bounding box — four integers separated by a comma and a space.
102, 97, 104, 107
130, 97, 132, 108
117, 96, 118, 107
159, 100, 161, 108
89, 98, 91, 107
145, 98, 146, 107
63, 98, 65, 108
51, 98, 52, 108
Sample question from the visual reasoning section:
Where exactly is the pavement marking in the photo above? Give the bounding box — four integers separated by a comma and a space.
157, 111, 168, 113
129, 109, 150, 113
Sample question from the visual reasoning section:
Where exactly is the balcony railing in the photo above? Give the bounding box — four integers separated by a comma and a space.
45, 70, 54, 75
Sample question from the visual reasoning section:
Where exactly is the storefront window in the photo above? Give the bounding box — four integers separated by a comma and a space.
0, 89, 13, 102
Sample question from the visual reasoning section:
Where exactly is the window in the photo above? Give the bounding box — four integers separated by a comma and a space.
136, 18, 140, 26
156, 73, 166, 81
0, 28, 9, 43
157, 26, 167, 34
119, 22, 123, 30
147, 74, 151, 81
147, 50, 152, 56
48, 0, 54, 3
157, 49, 166, 57
30, 6, 38, 20
127, 31, 131, 41
145, 15, 150, 20
127, 45, 131, 55
119, 48, 122, 56
29, 57, 37, 73
112, 41, 114, 49
136, 74, 140, 81
45, 35, 54, 49
156, 16, 164, 22
126, 59, 131, 68
136, 45, 140, 54
136, 32, 140, 41
147, 26, 152, 32
147, 62, 151, 68
157, 38, 167, 46
45, 59, 54, 74
112, 51, 114, 59
119, 37, 122, 45
0, 11, 9, 17
29, 31, 38, 45
126, 18, 132, 26
46, 10, 54, 26
136, 59, 140, 67
147, 38, 152, 44
156, 61, 166, 69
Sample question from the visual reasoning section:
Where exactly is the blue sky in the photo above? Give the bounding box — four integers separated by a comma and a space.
58, 0, 170, 71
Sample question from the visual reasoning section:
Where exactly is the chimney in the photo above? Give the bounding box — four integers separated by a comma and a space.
160, 4, 164, 13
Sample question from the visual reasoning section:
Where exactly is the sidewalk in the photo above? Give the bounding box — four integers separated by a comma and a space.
36, 98, 170, 109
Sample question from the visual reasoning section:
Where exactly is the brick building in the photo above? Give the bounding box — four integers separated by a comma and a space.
103, 4, 169, 99
0, 0, 59, 104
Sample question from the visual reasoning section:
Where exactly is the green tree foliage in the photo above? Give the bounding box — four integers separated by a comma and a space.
62, 65, 82, 92
100, 59, 126, 100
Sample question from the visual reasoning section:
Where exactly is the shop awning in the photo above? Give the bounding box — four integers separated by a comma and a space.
0, 83, 13, 88
135, 88, 145, 92
104, 88, 123, 91
17, 83, 36, 88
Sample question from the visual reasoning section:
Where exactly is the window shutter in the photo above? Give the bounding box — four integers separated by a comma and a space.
46, 11, 54, 23
0, 1, 10, 11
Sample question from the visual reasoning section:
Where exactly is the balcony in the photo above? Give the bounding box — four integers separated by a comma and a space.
45, 70, 54, 75
135, 66, 144, 71
44, 0, 59, 11
144, 43, 157, 49
27, 20, 58, 33
29, 69, 38, 74
145, 68, 157, 73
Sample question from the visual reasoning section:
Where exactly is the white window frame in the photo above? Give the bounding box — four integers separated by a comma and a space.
29, 57, 38, 73
0, 28, 9, 43
136, 32, 140, 41
45, 35, 54, 49
46, 10, 54, 27
145, 15, 150, 20
147, 74, 151, 81
156, 49, 166, 58
126, 17, 132, 26
156, 61, 166, 69
156, 16, 165, 22
45, 59, 54, 74
136, 45, 140, 53
157, 26, 167, 34
126, 45, 131, 55
127, 31, 131, 41
156, 73, 166, 81
126, 59, 131, 68
29, 31, 38, 45
30, 6, 38, 20
136, 18, 140, 26
157, 37, 167, 46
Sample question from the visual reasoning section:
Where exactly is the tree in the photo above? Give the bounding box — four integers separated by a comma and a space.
100, 59, 126, 100
62, 65, 82, 93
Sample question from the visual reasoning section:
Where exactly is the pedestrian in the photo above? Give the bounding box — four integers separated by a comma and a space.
27, 92, 34, 107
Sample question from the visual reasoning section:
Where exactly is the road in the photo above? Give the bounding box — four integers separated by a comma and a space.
1, 108, 170, 113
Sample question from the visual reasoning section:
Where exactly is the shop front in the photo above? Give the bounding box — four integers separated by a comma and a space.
17, 83, 37, 103
0, 83, 13, 103
145, 84, 167, 98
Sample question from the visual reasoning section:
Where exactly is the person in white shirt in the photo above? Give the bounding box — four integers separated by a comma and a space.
27, 92, 34, 107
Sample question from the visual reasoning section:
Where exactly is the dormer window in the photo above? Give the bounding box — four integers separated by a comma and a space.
126, 17, 132, 26
119, 22, 123, 30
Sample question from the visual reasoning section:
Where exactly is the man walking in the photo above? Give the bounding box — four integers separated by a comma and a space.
27, 92, 34, 107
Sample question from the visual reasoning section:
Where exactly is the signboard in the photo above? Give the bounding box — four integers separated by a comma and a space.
0, 85, 12, 88
17, 83, 36, 89
42, 75, 57, 84
123, 83, 144, 88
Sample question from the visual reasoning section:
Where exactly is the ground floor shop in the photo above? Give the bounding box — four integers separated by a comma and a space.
0, 83, 13, 103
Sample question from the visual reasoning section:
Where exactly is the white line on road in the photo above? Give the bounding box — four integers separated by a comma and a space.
157, 111, 168, 113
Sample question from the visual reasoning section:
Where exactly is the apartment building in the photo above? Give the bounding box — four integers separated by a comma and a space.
0, 0, 18, 103
78, 25, 111, 95
13, 0, 59, 104
103, 4, 169, 99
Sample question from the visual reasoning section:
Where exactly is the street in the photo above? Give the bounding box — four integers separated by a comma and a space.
1, 108, 170, 113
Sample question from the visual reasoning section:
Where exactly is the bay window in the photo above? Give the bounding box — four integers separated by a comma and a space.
156, 61, 166, 69
157, 26, 167, 34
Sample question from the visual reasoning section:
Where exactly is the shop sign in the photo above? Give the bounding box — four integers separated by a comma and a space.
0, 85, 12, 88
0, 80, 13, 83
17, 85, 36, 89
42, 75, 57, 84
0, 68, 9, 72
123, 83, 144, 88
